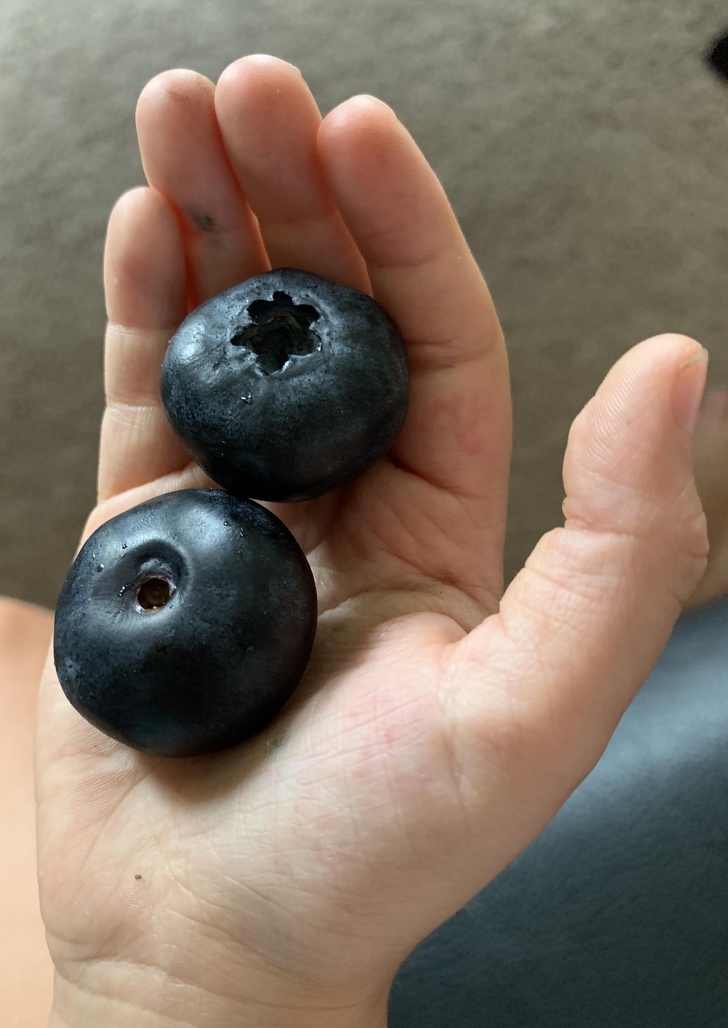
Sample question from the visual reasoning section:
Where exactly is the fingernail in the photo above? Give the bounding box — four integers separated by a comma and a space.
672, 346, 709, 433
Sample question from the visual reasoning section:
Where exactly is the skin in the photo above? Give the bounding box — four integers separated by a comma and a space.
0, 54, 720, 1026
683, 388, 728, 608
0, 599, 54, 1027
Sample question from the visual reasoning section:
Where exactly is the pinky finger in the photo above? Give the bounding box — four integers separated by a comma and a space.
98, 187, 190, 503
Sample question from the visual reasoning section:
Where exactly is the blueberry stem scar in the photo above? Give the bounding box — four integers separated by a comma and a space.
136, 576, 175, 612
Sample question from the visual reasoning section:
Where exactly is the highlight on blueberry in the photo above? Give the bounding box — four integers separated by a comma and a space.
53, 489, 317, 757
160, 267, 410, 502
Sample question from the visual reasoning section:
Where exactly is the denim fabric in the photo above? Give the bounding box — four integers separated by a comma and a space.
390, 596, 728, 1028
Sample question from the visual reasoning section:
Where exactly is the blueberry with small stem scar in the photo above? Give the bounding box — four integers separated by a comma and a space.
53, 489, 317, 757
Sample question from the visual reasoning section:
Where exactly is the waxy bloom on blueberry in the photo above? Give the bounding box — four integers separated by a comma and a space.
53, 489, 317, 757
161, 267, 410, 502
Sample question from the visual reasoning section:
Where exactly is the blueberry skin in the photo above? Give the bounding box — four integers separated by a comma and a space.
160, 268, 410, 502
53, 489, 317, 757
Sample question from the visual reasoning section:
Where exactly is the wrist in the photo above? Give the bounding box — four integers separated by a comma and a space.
47, 966, 390, 1028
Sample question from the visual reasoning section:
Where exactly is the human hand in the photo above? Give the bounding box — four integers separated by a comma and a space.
685, 387, 728, 608
36, 55, 709, 1028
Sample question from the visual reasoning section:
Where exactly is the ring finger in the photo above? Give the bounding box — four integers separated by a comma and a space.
135, 67, 269, 309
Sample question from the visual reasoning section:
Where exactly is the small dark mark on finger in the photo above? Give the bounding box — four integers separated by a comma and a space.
188, 210, 216, 232
134, 873, 142, 880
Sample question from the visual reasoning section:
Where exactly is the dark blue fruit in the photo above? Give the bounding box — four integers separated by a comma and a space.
160, 267, 409, 502
53, 489, 317, 757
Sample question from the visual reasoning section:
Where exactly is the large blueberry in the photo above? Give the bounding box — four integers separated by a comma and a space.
160, 268, 409, 502
53, 489, 317, 757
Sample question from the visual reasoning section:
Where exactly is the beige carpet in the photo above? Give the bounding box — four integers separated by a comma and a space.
1, 0, 727, 607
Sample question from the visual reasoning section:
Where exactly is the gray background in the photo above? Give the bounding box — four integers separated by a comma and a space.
2, 0, 727, 608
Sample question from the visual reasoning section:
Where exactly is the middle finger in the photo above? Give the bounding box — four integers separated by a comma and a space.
214, 54, 370, 292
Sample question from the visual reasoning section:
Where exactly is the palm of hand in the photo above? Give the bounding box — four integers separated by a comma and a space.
35, 56, 707, 1013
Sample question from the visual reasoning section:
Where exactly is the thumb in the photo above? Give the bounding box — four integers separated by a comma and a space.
450, 333, 708, 840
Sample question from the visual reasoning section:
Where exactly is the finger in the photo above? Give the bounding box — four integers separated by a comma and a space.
98, 186, 190, 502
135, 69, 269, 308
317, 97, 511, 538
215, 55, 369, 291
686, 387, 728, 608
448, 334, 708, 847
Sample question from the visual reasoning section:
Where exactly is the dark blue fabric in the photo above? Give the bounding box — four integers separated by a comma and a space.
390, 596, 728, 1027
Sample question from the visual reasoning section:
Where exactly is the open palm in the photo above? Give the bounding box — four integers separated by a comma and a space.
36, 56, 708, 1025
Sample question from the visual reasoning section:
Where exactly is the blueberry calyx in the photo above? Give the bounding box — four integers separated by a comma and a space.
231, 290, 321, 374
